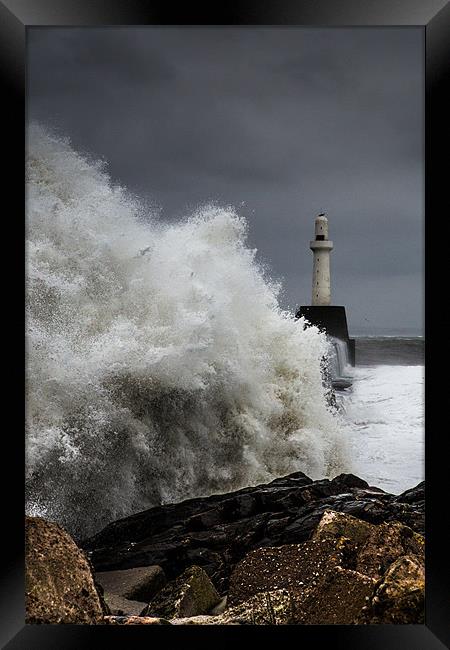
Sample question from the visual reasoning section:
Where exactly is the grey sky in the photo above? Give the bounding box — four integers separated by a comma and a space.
27, 27, 424, 334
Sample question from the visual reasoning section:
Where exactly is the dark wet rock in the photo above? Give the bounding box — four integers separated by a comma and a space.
103, 593, 148, 617
83, 472, 425, 594
26, 516, 104, 624
354, 554, 425, 624
141, 565, 221, 619
331, 378, 353, 390
95, 565, 166, 602
394, 481, 425, 506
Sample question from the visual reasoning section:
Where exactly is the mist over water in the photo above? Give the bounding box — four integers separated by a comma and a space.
26, 125, 347, 538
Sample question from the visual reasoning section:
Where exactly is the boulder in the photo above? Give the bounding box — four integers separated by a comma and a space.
355, 521, 424, 580
355, 554, 425, 624
228, 537, 350, 606
394, 481, 425, 505
294, 566, 375, 624
142, 565, 221, 619
83, 472, 424, 593
223, 589, 296, 624
95, 565, 166, 602
171, 573, 374, 626
312, 509, 425, 579
26, 516, 104, 624
102, 593, 147, 617
312, 509, 374, 546
172, 590, 296, 625
227, 511, 425, 624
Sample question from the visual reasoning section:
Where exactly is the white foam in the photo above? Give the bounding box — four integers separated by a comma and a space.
341, 364, 424, 493
26, 124, 346, 537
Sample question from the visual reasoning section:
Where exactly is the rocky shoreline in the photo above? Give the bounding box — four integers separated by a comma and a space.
26, 471, 425, 625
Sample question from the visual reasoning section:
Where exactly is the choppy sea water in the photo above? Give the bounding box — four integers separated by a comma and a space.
26, 124, 346, 537
25, 124, 424, 537
340, 337, 424, 494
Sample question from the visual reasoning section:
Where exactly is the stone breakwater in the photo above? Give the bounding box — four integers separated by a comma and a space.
26, 471, 425, 625
82, 471, 424, 591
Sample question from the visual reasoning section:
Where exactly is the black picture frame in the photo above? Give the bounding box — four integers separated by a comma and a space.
2, 1, 449, 647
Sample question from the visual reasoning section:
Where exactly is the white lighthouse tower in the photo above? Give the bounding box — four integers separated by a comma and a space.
296, 212, 355, 366
310, 213, 333, 306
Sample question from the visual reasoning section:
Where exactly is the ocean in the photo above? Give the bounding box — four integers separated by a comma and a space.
25, 124, 424, 537
340, 337, 424, 494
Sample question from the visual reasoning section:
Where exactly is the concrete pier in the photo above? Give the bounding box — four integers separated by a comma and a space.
296, 305, 355, 366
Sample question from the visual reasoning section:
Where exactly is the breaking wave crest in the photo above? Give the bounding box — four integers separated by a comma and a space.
26, 124, 347, 537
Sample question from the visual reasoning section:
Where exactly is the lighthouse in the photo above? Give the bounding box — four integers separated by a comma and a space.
296, 213, 355, 366
310, 213, 333, 306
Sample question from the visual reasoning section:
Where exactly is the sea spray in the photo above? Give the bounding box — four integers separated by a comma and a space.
26, 124, 348, 537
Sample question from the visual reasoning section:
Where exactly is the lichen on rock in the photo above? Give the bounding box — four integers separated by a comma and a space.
25, 516, 104, 624
354, 554, 425, 624
171, 589, 296, 625
142, 565, 221, 619
228, 537, 350, 606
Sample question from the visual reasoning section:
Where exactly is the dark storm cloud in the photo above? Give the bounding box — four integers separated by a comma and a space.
27, 27, 424, 333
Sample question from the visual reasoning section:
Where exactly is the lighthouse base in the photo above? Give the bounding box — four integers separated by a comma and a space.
295, 305, 355, 366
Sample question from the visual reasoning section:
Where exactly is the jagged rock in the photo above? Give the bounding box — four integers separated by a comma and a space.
354, 555, 425, 624
104, 615, 171, 625
312, 509, 424, 579
95, 565, 166, 602
227, 511, 424, 624
355, 521, 424, 580
294, 566, 375, 624
141, 565, 221, 619
228, 538, 350, 606
25, 516, 104, 624
394, 482, 425, 505
312, 509, 374, 546
172, 574, 374, 626
83, 472, 424, 594
172, 590, 296, 625
223, 589, 296, 624
227, 537, 374, 624
103, 593, 148, 616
